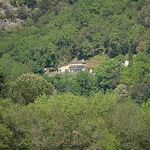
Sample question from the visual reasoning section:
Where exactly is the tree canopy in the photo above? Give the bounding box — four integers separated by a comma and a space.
0, 0, 150, 149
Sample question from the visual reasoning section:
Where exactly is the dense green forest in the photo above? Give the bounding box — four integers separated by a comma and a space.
0, 0, 150, 149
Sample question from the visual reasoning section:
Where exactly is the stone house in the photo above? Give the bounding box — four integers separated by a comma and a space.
44, 60, 93, 75
58, 61, 86, 73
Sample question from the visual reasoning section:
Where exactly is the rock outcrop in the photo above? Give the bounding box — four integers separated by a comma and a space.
0, 0, 23, 30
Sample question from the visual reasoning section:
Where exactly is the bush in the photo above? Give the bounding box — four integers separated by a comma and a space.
3, 94, 118, 149
96, 58, 121, 91
130, 82, 150, 103
8, 73, 54, 104
110, 101, 149, 150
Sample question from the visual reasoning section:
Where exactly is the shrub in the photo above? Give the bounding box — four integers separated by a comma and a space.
8, 73, 54, 104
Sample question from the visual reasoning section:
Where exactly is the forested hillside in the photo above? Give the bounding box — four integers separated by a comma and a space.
1, 0, 150, 72
0, 0, 150, 149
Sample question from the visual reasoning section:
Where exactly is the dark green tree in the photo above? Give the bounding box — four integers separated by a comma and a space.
8, 73, 54, 104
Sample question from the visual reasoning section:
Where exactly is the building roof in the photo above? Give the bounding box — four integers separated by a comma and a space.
69, 63, 86, 67
58, 65, 70, 70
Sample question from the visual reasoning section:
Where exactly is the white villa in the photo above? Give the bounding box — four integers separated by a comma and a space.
44, 60, 92, 75
58, 61, 86, 73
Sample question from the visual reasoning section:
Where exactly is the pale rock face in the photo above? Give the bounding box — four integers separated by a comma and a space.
0, 9, 5, 18
0, 0, 23, 30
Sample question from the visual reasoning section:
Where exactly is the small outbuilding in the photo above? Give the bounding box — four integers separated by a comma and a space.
123, 60, 129, 67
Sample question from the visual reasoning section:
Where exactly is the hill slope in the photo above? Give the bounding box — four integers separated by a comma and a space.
0, 0, 150, 73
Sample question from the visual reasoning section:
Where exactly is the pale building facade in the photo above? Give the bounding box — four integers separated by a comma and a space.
44, 60, 93, 75
58, 63, 86, 73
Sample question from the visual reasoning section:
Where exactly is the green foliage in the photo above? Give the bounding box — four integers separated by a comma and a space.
0, 54, 31, 81
141, 100, 150, 113
1, 93, 150, 149
121, 53, 150, 85
96, 58, 122, 91
45, 72, 97, 96
114, 84, 128, 101
0, 99, 14, 149
0, 54, 31, 98
0, 94, 119, 149
8, 73, 54, 104
89, 92, 118, 116
45, 74, 76, 93
141, 100, 150, 148
1, 1, 150, 149
1, 0, 150, 73
0, 124, 13, 149
121, 53, 150, 103
110, 101, 150, 150
74, 71, 97, 96
130, 82, 150, 103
